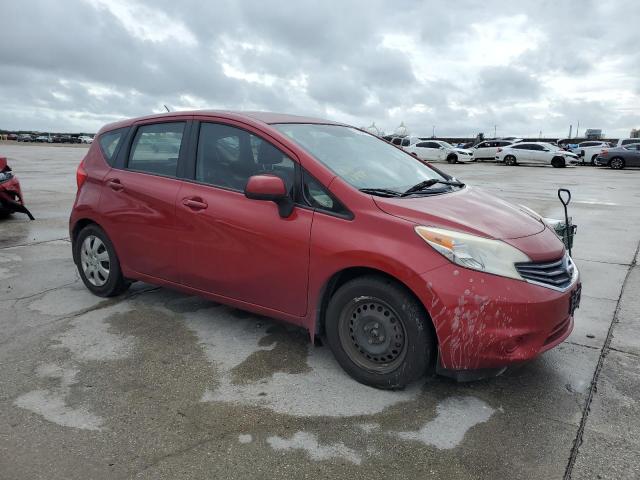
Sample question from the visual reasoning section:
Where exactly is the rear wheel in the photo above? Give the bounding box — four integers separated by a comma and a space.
610, 157, 625, 170
504, 155, 517, 166
325, 275, 434, 389
590, 154, 598, 166
75, 224, 130, 297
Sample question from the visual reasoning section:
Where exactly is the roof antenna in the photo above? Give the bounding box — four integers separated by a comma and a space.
163, 104, 171, 112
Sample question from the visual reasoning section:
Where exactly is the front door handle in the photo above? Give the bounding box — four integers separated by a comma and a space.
107, 178, 124, 191
182, 198, 208, 210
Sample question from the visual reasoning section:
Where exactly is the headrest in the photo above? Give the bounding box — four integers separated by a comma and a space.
257, 141, 284, 165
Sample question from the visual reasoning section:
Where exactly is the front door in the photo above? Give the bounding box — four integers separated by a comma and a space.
175, 121, 312, 317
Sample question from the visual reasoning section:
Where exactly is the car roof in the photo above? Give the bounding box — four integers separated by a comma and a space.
99, 110, 345, 134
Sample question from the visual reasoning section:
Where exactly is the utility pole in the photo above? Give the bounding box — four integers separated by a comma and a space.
576, 120, 580, 138
569, 124, 572, 139
432, 125, 435, 138
494, 125, 497, 138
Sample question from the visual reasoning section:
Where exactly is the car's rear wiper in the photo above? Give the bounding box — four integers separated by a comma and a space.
359, 187, 402, 197
401, 179, 465, 196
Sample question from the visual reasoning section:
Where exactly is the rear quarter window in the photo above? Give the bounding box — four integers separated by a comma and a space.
98, 129, 126, 166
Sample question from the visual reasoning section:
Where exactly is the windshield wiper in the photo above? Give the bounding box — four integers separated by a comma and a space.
401, 179, 465, 196
359, 187, 402, 197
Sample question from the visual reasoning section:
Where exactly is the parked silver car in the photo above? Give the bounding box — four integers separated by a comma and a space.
596, 143, 640, 169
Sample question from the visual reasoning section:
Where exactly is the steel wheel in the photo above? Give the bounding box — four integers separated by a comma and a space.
338, 296, 408, 374
80, 235, 110, 287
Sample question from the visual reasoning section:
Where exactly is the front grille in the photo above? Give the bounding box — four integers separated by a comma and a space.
515, 255, 574, 290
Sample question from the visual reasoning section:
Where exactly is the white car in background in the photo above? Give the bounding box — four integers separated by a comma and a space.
78, 135, 94, 144
616, 138, 640, 147
495, 142, 579, 167
471, 139, 514, 161
405, 140, 474, 163
571, 141, 611, 165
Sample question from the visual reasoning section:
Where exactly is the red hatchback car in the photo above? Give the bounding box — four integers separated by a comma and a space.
70, 111, 581, 389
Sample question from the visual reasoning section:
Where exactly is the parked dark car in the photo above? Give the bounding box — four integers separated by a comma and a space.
0, 156, 34, 219
6, 133, 18, 141
596, 143, 640, 169
17, 134, 34, 142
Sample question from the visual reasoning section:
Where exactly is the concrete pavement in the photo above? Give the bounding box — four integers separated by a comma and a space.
0, 143, 638, 479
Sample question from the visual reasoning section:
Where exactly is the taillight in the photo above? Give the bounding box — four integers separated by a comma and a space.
600, 149, 608, 156
76, 160, 88, 190
496, 147, 502, 153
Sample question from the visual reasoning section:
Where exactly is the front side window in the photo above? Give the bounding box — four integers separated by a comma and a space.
99, 129, 125, 166
128, 122, 185, 177
301, 171, 349, 217
273, 124, 446, 191
196, 123, 295, 192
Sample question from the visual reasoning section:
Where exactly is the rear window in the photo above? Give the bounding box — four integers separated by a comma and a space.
128, 122, 185, 177
98, 129, 125, 165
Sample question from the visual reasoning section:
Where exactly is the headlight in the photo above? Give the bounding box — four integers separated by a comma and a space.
415, 226, 530, 280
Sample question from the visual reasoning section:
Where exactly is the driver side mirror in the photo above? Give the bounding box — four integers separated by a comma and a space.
244, 174, 294, 218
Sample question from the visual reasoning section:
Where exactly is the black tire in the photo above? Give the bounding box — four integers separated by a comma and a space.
447, 154, 457, 164
610, 157, 625, 170
75, 224, 130, 297
0, 209, 12, 219
504, 155, 517, 166
590, 154, 598, 166
551, 157, 566, 168
325, 275, 434, 389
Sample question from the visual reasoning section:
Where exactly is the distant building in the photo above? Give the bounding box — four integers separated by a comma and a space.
584, 129, 603, 139
631, 128, 640, 138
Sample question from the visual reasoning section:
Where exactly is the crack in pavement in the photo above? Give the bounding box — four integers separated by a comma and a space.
0, 237, 71, 250
563, 240, 640, 480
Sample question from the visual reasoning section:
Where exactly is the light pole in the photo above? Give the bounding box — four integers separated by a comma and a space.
432, 125, 435, 138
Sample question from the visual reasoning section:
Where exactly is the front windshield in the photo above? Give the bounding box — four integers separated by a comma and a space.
273, 123, 445, 191
439, 141, 454, 148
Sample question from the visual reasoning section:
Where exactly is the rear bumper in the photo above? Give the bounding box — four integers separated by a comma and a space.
417, 262, 579, 371
595, 157, 609, 166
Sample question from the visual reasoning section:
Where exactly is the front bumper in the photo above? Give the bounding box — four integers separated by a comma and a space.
418, 262, 580, 371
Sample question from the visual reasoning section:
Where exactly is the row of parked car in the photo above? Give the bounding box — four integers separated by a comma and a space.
7, 133, 93, 144
383, 135, 640, 169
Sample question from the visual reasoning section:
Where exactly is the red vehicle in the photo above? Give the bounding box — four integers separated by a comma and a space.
0, 156, 34, 219
70, 111, 581, 389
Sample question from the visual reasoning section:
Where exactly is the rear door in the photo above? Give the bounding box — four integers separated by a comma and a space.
99, 119, 189, 282
175, 120, 313, 317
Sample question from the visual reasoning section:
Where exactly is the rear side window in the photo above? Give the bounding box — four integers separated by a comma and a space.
98, 129, 125, 166
128, 122, 185, 177
621, 139, 636, 146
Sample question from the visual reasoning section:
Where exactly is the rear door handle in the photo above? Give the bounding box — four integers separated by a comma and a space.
182, 198, 208, 210
107, 178, 124, 191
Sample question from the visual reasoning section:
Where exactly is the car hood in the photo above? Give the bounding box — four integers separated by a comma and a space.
373, 186, 545, 240
455, 148, 473, 154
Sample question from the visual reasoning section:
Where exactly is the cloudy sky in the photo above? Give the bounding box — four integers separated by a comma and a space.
1, 0, 638, 137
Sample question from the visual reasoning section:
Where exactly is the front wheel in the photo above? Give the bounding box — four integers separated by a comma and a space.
551, 157, 566, 168
75, 224, 130, 297
325, 275, 434, 389
446, 154, 457, 164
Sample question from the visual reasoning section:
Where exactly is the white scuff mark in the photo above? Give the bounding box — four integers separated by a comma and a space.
14, 363, 104, 431
267, 431, 362, 465
0, 252, 22, 280
28, 285, 105, 316
396, 396, 495, 449
52, 303, 135, 361
357, 422, 380, 433
188, 307, 419, 417
14, 389, 104, 431
238, 434, 253, 444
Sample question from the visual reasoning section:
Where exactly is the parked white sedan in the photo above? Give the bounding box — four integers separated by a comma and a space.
495, 142, 579, 167
471, 139, 514, 161
405, 140, 474, 163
